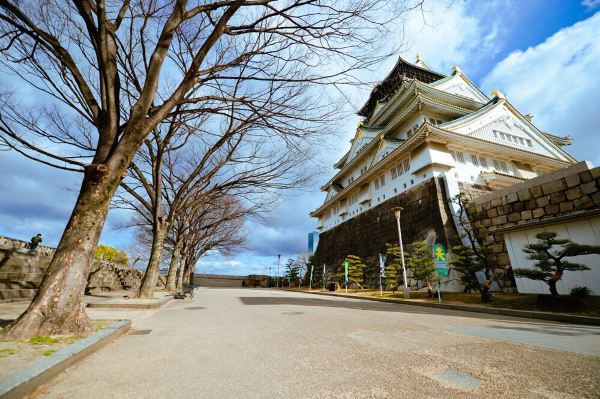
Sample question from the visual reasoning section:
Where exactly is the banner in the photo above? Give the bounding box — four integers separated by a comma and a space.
379, 254, 386, 277
344, 259, 349, 284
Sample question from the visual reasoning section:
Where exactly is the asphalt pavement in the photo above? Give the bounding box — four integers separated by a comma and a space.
28, 288, 600, 398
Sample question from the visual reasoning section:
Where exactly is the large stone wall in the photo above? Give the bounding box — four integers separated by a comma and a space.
313, 177, 458, 289
0, 236, 162, 300
465, 162, 600, 293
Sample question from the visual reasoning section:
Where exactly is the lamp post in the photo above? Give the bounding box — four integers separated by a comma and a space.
277, 254, 281, 288
392, 207, 410, 299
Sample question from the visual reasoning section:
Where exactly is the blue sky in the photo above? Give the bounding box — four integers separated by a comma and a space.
1, 0, 600, 276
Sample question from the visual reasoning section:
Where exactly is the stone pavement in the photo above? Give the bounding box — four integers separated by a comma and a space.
8, 288, 600, 398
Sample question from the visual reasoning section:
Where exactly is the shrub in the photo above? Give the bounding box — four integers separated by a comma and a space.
570, 286, 592, 298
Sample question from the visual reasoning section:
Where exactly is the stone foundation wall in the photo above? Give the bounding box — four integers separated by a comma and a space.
0, 236, 161, 300
313, 177, 458, 289
465, 163, 600, 293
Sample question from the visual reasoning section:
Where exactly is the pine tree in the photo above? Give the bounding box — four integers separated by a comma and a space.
406, 241, 436, 296
285, 259, 300, 286
337, 255, 367, 289
514, 232, 599, 296
384, 243, 402, 290
449, 245, 482, 293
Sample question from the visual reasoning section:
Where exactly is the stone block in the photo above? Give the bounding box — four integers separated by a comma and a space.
517, 189, 532, 201
487, 208, 498, 218
497, 253, 510, 265
565, 187, 582, 201
506, 192, 519, 203
492, 215, 507, 225
526, 199, 538, 210
565, 173, 581, 188
507, 212, 521, 222
511, 202, 525, 212
497, 205, 508, 216
559, 201, 574, 213
580, 170, 593, 183
536, 196, 549, 207
521, 210, 532, 220
541, 180, 564, 195
545, 204, 559, 215
549, 192, 566, 204
574, 195, 594, 209
592, 167, 600, 179
493, 234, 504, 242
532, 208, 545, 218
490, 243, 504, 253
490, 198, 502, 208
591, 192, 600, 206
529, 186, 543, 198
481, 218, 492, 228
581, 181, 597, 195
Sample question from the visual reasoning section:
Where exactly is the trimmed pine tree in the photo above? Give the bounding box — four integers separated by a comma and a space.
337, 255, 367, 289
406, 241, 436, 297
514, 231, 599, 296
384, 243, 402, 291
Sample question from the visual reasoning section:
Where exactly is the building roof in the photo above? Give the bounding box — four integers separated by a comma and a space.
357, 56, 446, 120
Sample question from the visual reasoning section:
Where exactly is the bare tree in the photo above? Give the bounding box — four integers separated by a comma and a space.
0, 1, 412, 338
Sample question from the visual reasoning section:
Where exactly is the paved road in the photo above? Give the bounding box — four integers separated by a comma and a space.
31, 288, 600, 398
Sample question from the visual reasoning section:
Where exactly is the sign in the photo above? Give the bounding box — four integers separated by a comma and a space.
434, 244, 449, 277
379, 254, 386, 277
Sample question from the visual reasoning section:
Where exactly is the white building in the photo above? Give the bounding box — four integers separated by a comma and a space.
311, 56, 575, 232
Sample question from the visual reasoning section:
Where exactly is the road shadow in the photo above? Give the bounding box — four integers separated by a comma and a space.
238, 296, 600, 329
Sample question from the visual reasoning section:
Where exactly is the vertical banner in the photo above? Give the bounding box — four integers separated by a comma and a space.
344, 259, 349, 294
309, 265, 314, 291
378, 254, 386, 297
323, 264, 326, 289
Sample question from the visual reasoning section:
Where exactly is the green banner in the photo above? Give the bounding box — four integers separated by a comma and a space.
344, 259, 349, 283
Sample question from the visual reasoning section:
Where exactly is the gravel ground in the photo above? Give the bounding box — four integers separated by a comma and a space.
15, 288, 600, 399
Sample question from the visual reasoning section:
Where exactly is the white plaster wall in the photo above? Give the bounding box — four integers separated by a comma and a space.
505, 217, 600, 295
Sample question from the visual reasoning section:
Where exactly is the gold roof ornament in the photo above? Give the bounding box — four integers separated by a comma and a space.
416, 53, 424, 63
524, 113, 534, 122
452, 65, 462, 75
491, 89, 505, 99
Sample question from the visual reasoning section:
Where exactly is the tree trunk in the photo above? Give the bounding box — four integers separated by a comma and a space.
165, 244, 181, 292
176, 257, 186, 290
2, 167, 121, 339
136, 222, 167, 298
183, 261, 193, 285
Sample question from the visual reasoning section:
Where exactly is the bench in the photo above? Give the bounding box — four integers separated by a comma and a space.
174, 284, 195, 299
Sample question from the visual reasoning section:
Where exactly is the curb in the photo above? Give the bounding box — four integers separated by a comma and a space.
290, 290, 600, 326
87, 296, 171, 309
0, 319, 131, 399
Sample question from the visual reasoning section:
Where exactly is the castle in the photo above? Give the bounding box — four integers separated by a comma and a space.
310, 56, 600, 293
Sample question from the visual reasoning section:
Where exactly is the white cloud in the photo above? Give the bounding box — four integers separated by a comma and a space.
397, 0, 507, 73
480, 12, 600, 166
582, 0, 600, 10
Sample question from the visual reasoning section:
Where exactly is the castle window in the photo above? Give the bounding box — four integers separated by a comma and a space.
451, 150, 465, 164
479, 156, 488, 168
471, 154, 479, 167
493, 159, 509, 173
526, 139, 533, 147
402, 157, 410, 172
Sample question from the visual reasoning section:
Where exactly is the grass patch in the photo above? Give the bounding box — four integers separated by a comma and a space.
42, 349, 56, 356
28, 335, 61, 345
0, 348, 16, 358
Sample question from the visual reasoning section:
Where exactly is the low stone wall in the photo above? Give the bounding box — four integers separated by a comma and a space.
0, 236, 161, 300
465, 162, 600, 293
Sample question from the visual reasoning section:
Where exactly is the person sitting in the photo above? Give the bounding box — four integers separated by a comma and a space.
30, 233, 43, 251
